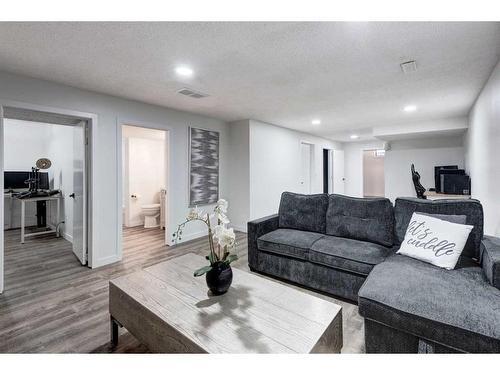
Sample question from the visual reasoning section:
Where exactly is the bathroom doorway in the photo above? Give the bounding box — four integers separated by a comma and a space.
121, 124, 169, 253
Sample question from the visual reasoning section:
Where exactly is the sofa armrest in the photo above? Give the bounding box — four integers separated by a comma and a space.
480, 235, 500, 289
247, 214, 279, 270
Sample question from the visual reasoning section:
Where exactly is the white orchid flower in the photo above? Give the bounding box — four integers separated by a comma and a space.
213, 199, 230, 225
216, 211, 230, 225
215, 199, 228, 213
187, 206, 203, 221
213, 225, 236, 249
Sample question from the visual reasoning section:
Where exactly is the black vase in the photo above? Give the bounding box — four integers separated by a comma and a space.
206, 262, 233, 295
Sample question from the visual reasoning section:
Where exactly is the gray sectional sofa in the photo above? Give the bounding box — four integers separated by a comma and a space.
247, 192, 500, 353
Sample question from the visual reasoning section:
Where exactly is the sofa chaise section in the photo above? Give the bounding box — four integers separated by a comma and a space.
359, 254, 500, 353
359, 197, 500, 353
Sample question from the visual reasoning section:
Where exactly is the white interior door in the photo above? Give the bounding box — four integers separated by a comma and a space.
300, 143, 312, 194
0, 107, 4, 293
333, 149, 345, 194
72, 121, 86, 265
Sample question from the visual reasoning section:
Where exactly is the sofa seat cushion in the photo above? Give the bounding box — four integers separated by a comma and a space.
358, 254, 500, 353
257, 229, 324, 260
309, 236, 394, 275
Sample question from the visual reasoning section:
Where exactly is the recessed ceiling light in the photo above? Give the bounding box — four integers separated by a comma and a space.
404, 105, 417, 112
350, 134, 359, 140
311, 119, 321, 125
175, 66, 194, 77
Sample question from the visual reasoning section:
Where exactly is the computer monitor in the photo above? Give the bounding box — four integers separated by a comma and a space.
4, 171, 30, 190
4, 170, 49, 190
434, 165, 458, 192
441, 174, 471, 195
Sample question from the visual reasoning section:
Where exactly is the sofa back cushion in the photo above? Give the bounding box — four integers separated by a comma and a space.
394, 198, 484, 260
326, 194, 395, 247
278, 192, 328, 233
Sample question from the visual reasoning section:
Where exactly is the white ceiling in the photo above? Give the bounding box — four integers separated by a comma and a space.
0, 22, 499, 139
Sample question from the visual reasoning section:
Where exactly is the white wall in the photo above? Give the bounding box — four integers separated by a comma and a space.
0, 70, 229, 268
3, 119, 74, 240
227, 120, 250, 232
373, 117, 468, 139
249, 120, 343, 220
384, 136, 465, 202
4, 119, 50, 170
465, 59, 500, 236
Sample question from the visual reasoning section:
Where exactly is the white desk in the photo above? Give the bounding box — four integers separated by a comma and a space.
16, 195, 61, 244
424, 191, 471, 200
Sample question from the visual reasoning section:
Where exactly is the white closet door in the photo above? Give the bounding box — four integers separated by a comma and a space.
72, 121, 86, 265
333, 150, 345, 194
300, 143, 312, 194
0, 107, 4, 293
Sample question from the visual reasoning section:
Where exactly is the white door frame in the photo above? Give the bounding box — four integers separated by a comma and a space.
0, 99, 97, 293
116, 118, 171, 259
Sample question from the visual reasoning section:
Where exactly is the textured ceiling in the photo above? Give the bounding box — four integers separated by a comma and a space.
0, 22, 499, 139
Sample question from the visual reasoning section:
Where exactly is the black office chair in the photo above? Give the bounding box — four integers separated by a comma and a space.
411, 164, 427, 199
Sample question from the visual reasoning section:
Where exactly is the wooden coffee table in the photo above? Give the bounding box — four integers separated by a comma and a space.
109, 253, 342, 353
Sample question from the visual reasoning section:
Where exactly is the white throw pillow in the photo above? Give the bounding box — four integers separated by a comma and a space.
397, 212, 473, 270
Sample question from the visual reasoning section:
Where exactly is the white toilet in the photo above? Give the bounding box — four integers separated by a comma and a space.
141, 203, 161, 228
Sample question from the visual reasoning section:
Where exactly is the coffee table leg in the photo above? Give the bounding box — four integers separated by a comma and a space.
110, 316, 120, 347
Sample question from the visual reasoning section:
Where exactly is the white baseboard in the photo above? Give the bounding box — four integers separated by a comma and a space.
62, 232, 73, 242
174, 226, 246, 246
126, 220, 144, 228
174, 230, 208, 244
91, 254, 121, 268
231, 224, 247, 233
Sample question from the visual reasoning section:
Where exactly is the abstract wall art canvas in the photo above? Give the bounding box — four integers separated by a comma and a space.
189, 127, 220, 206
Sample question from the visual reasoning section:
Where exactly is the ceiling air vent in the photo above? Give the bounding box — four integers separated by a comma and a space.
400, 60, 417, 74
177, 88, 209, 99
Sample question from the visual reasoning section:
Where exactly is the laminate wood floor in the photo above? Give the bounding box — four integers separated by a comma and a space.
0, 226, 364, 353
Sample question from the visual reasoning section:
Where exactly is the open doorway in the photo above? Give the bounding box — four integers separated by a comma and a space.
363, 149, 385, 198
0, 106, 91, 293
323, 149, 334, 194
121, 125, 168, 253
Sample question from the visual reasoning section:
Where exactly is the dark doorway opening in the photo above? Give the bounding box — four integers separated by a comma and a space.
323, 149, 329, 194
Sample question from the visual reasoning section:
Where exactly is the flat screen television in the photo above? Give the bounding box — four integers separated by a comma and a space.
4, 171, 49, 190
434, 165, 458, 192
441, 174, 471, 195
